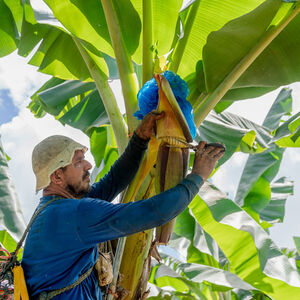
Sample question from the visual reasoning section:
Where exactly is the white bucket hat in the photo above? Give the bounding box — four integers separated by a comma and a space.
32, 135, 87, 192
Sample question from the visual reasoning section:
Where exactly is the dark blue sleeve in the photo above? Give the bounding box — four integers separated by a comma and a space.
76, 174, 203, 245
86, 132, 148, 202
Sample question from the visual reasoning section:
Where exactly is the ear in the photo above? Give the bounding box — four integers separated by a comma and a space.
50, 169, 65, 185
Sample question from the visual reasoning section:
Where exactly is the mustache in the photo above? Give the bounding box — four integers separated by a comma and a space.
82, 171, 90, 180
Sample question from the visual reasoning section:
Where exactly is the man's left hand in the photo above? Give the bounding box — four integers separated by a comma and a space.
135, 111, 165, 140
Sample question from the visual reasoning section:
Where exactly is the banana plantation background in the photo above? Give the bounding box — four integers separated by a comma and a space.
1, 0, 300, 299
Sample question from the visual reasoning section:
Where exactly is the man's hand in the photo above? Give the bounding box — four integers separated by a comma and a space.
135, 111, 165, 140
191, 141, 225, 180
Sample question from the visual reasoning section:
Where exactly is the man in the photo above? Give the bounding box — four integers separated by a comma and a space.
22, 111, 224, 299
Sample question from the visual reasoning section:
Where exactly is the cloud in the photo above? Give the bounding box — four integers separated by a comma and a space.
0, 52, 49, 109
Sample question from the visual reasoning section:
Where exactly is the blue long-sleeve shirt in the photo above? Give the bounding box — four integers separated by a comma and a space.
22, 133, 203, 299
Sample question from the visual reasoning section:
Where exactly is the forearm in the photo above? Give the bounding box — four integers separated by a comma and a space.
87, 132, 148, 201
77, 174, 204, 245
113, 173, 203, 235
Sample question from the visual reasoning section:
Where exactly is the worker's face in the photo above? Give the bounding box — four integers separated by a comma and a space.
61, 150, 92, 198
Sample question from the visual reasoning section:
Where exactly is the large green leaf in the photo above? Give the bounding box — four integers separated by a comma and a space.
29, 78, 110, 134
235, 143, 284, 208
190, 182, 300, 299
59, 90, 109, 133
235, 88, 294, 210
89, 126, 108, 168
17, 1, 51, 57
37, 80, 96, 115
0, 0, 19, 57
41, 0, 112, 55
0, 229, 17, 253
33, 29, 105, 81
0, 137, 26, 241
201, 0, 300, 96
29, 77, 65, 118
0, 230, 22, 259
150, 262, 256, 294
170, 209, 224, 268
177, 0, 265, 78
3, 0, 23, 32
19, 1, 110, 83
42, 0, 141, 58
262, 88, 292, 131
272, 112, 300, 147
197, 111, 270, 166
260, 177, 294, 224
94, 125, 119, 181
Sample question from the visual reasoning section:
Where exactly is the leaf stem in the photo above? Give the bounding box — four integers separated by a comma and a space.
73, 37, 128, 153
101, 0, 140, 133
169, 0, 201, 73
106, 236, 127, 300
142, 0, 153, 84
194, 3, 300, 127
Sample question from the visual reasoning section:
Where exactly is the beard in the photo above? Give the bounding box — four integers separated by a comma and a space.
66, 171, 91, 198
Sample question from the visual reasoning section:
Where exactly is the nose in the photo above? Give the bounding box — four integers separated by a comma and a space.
84, 160, 92, 171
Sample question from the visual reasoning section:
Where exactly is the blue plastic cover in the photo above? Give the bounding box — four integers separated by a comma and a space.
134, 71, 197, 139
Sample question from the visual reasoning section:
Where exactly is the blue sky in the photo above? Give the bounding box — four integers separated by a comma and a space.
0, 89, 19, 125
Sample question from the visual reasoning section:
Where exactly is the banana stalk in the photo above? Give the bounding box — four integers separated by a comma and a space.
154, 74, 192, 244
115, 74, 193, 298
118, 175, 156, 300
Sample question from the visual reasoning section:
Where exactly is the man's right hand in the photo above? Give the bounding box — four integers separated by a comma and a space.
191, 141, 225, 181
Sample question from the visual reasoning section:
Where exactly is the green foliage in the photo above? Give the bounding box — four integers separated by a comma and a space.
189, 183, 300, 298
235, 88, 295, 225
0, 0, 19, 57
29, 78, 110, 134
0, 137, 26, 241
0, 230, 22, 260
176, 0, 265, 77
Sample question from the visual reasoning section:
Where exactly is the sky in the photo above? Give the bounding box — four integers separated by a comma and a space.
0, 51, 299, 249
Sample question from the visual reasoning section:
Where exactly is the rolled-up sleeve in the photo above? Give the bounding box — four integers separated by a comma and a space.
76, 174, 203, 245
86, 133, 149, 202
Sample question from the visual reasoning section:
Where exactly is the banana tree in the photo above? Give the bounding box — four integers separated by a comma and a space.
1, 0, 300, 299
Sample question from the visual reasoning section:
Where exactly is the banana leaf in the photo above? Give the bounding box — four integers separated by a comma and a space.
29, 78, 110, 134
198, 111, 270, 165
259, 177, 293, 224
167, 209, 225, 269
0, 229, 22, 259
200, 0, 300, 96
149, 262, 256, 295
0, 137, 26, 241
3, 0, 23, 32
190, 182, 300, 299
176, 0, 265, 77
42, 0, 141, 58
272, 112, 300, 147
235, 88, 296, 215
0, 0, 19, 57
